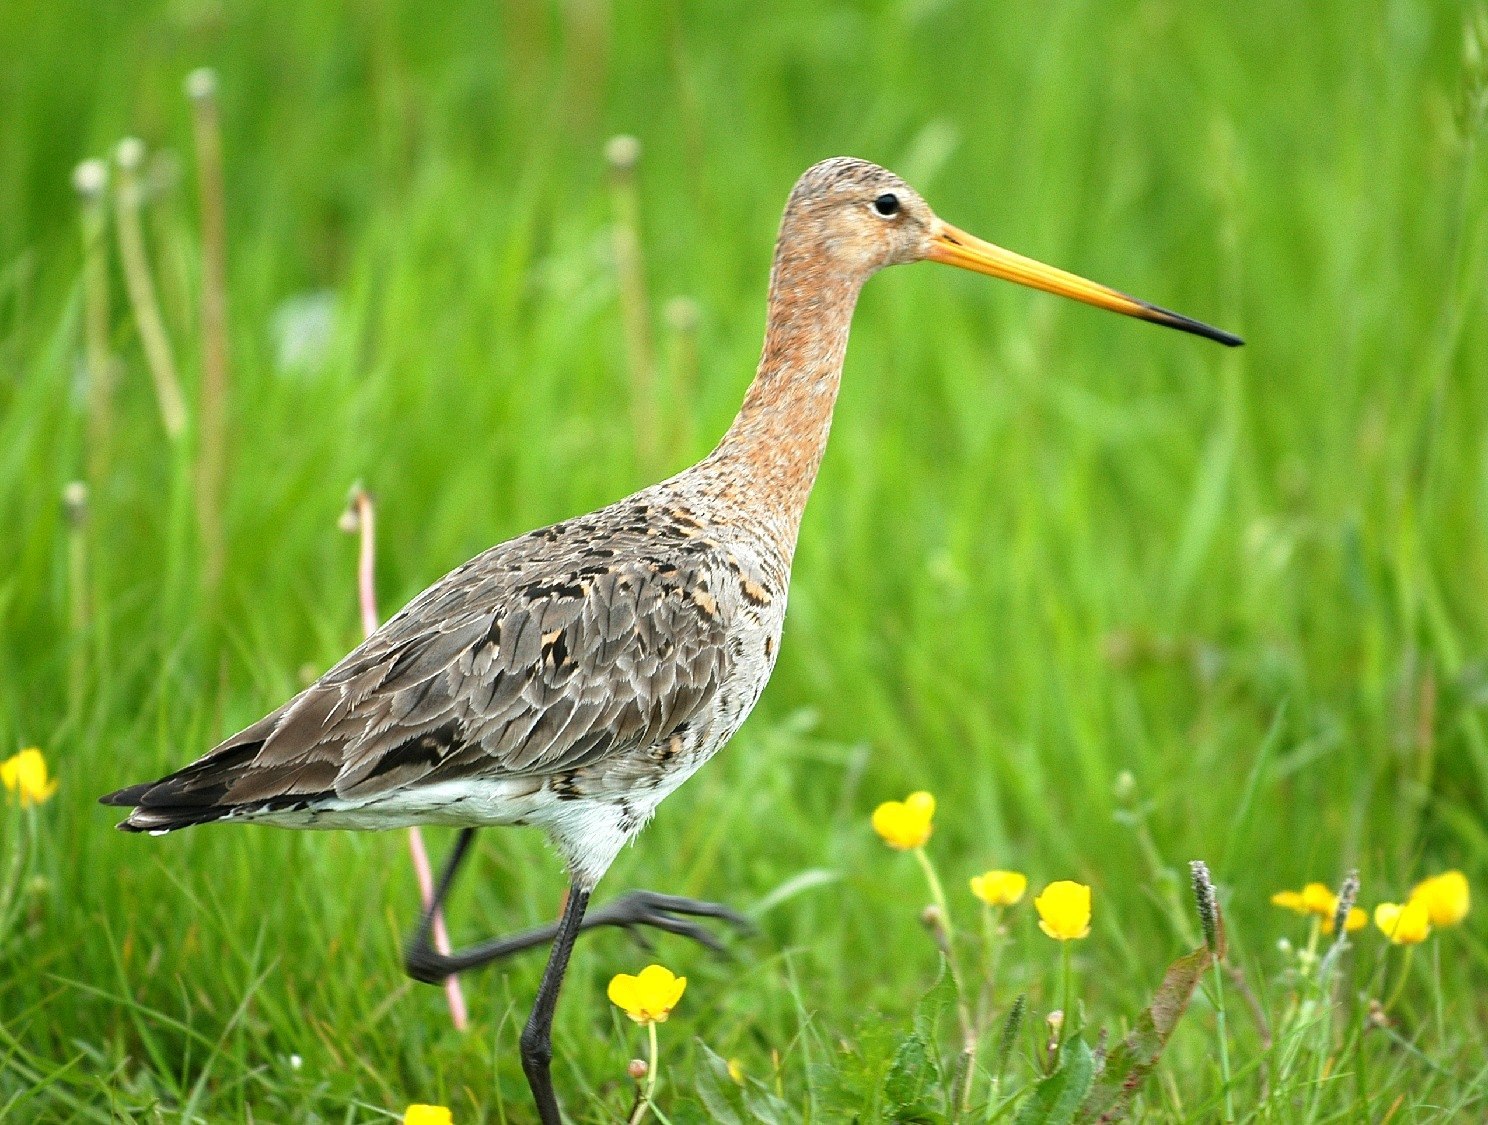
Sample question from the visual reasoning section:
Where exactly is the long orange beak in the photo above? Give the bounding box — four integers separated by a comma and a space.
927, 220, 1242, 347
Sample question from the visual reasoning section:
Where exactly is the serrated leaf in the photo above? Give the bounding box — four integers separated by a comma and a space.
1077, 946, 1213, 1123
914, 956, 957, 1041
884, 1030, 940, 1120
1013, 1035, 1095, 1125
881, 960, 953, 1122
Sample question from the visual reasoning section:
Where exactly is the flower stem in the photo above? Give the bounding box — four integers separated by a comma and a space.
1383, 945, 1415, 1014
1432, 935, 1444, 1045
629, 1022, 660, 1125
913, 846, 978, 1109
1210, 952, 1235, 1122
913, 845, 952, 936
1303, 915, 1320, 977
1056, 941, 1074, 1055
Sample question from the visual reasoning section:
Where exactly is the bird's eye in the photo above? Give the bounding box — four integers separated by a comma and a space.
872, 193, 900, 217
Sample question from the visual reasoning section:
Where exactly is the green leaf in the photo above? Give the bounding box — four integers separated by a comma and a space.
1077, 946, 1213, 1123
692, 1045, 747, 1125
1013, 1036, 1095, 1125
881, 959, 955, 1122
693, 1043, 791, 1125
883, 1031, 941, 1121
914, 957, 958, 1042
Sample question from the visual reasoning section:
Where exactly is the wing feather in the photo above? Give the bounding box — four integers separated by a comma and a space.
109, 509, 733, 827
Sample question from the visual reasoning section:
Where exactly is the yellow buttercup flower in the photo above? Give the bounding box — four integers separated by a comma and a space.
607, 964, 687, 1025
1321, 906, 1367, 935
1, 748, 58, 807
970, 870, 1028, 906
403, 1106, 452, 1125
871, 791, 935, 850
1270, 889, 1306, 913
1374, 900, 1431, 945
1034, 880, 1091, 941
1271, 882, 1341, 918
1409, 871, 1470, 928
1300, 882, 1336, 915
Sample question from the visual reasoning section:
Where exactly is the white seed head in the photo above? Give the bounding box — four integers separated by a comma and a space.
62, 481, 89, 525
1189, 860, 1220, 954
73, 159, 108, 201
605, 134, 640, 172
116, 137, 146, 171
185, 66, 218, 101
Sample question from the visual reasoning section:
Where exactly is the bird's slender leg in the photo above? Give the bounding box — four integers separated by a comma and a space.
404, 831, 751, 984
521, 885, 590, 1125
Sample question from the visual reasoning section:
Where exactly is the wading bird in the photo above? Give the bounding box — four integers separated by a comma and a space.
103, 158, 1240, 1123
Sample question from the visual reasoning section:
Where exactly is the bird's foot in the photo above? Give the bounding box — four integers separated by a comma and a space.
585, 890, 753, 954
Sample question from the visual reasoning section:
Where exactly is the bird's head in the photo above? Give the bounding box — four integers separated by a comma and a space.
782, 157, 1242, 347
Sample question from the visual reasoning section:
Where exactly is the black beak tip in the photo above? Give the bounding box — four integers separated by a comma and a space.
1140, 301, 1243, 347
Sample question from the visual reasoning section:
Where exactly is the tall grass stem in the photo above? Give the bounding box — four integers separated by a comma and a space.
187, 68, 231, 599
63, 482, 89, 720
663, 296, 700, 455
74, 160, 114, 487
113, 138, 187, 440
606, 136, 660, 474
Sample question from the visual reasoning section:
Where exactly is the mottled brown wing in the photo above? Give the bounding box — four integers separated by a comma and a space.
199, 548, 730, 809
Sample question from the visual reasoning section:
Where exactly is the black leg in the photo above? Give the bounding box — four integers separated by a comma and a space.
403, 833, 751, 984
521, 885, 590, 1125
403, 827, 478, 983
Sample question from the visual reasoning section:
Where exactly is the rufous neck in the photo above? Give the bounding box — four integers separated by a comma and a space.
704, 238, 864, 544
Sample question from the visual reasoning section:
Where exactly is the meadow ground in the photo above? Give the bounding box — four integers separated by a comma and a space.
3, 1, 1488, 1121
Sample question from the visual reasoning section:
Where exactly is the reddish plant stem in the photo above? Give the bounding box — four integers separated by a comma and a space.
349, 486, 468, 1031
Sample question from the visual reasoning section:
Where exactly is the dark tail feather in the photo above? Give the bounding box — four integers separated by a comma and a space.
110, 801, 234, 833
100, 736, 269, 833
101, 700, 338, 834
99, 783, 154, 807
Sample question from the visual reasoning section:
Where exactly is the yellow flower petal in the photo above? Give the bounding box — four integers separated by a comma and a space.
403, 1106, 453, 1125
904, 791, 935, 819
1034, 880, 1091, 941
1270, 890, 1307, 914
970, 870, 1028, 906
608, 964, 686, 1025
1409, 871, 1469, 928
1, 748, 57, 808
607, 973, 642, 1014
1321, 906, 1367, 934
1374, 900, 1431, 945
871, 791, 936, 850
1299, 883, 1336, 916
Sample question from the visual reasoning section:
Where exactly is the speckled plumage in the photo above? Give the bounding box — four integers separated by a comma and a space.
102, 154, 1240, 1125
105, 158, 926, 890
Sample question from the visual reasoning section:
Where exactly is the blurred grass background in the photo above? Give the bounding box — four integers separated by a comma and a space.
2, 0, 1487, 1120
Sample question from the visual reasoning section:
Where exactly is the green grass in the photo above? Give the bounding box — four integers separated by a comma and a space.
3, 0, 1488, 1120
